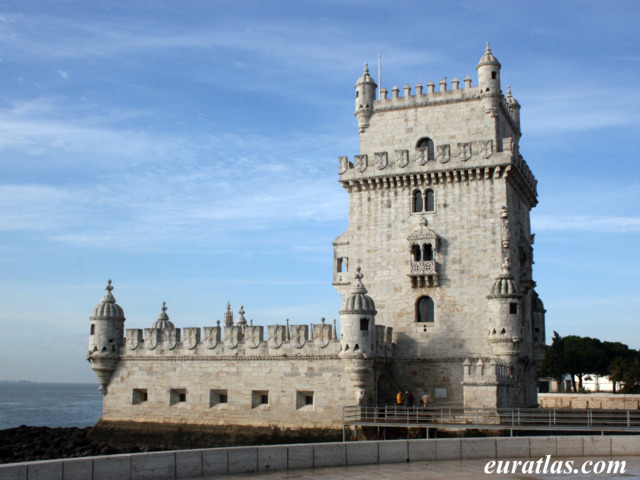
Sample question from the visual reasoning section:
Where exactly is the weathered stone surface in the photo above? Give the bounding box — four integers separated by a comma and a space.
93, 455, 131, 480
257, 446, 287, 471
556, 436, 582, 457
529, 436, 556, 457
313, 443, 346, 468
461, 438, 496, 460
436, 439, 461, 460
583, 436, 611, 456
378, 440, 408, 464
346, 442, 378, 465
227, 447, 257, 474
408, 439, 437, 461
202, 448, 227, 475
496, 437, 529, 458
287, 444, 313, 469
131, 452, 175, 480
175, 450, 202, 479
62, 458, 93, 480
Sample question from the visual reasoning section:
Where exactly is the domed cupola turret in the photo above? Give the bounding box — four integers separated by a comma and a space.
152, 302, 174, 330
487, 260, 524, 358
339, 267, 377, 359
339, 267, 378, 406
505, 86, 521, 132
87, 280, 126, 395
354, 64, 377, 133
476, 42, 502, 115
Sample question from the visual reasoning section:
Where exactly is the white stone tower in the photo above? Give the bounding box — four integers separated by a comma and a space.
334, 43, 546, 408
87, 280, 125, 395
339, 267, 377, 406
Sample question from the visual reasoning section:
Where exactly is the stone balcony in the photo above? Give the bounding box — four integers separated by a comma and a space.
409, 260, 438, 287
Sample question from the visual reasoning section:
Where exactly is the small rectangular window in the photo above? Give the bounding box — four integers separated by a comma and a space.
491, 71, 497, 79
252, 390, 269, 408
90, 324, 95, 335
360, 318, 369, 331
510, 303, 518, 314
296, 391, 315, 410
170, 388, 187, 406
210, 389, 228, 407
132, 389, 148, 405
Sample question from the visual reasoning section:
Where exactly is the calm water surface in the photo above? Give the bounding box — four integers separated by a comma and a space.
0, 382, 103, 430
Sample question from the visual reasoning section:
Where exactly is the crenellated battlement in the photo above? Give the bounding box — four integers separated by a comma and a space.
376, 76, 479, 110
124, 319, 394, 359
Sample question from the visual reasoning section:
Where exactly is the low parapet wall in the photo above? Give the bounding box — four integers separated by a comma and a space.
539, 393, 640, 410
2, 435, 640, 480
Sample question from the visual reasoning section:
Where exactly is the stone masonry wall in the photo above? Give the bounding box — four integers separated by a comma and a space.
539, 393, 640, 410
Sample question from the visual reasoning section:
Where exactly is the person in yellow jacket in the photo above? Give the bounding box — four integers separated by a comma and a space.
396, 391, 404, 405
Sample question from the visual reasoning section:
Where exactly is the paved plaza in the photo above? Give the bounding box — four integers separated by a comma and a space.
215, 456, 640, 480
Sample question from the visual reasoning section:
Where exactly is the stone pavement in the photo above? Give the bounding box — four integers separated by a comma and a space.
214, 456, 640, 480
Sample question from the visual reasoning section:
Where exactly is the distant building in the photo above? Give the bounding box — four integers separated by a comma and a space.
87, 44, 546, 430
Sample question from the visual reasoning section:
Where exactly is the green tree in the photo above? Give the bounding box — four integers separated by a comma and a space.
608, 356, 626, 393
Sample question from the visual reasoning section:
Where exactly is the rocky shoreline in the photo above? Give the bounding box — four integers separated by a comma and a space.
0, 423, 342, 464
0, 425, 142, 464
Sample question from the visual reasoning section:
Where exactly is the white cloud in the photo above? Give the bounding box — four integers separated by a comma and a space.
534, 215, 640, 233
57, 69, 68, 79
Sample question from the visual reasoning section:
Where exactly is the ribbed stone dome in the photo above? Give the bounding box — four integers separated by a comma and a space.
152, 302, 175, 329
488, 261, 520, 298
477, 42, 501, 68
90, 280, 125, 320
355, 63, 376, 87
340, 267, 376, 314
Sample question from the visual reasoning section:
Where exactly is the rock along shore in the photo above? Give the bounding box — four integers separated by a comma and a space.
0, 423, 342, 464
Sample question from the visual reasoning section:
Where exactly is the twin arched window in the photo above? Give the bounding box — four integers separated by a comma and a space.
412, 189, 435, 213
411, 243, 433, 262
416, 296, 434, 323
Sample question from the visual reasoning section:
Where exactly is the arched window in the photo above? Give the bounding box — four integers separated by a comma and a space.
422, 243, 433, 261
416, 296, 434, 323
412, 190, 423, 212
411, 244, 421, 262
424, 189, 435, 212
416, 137, 435, 161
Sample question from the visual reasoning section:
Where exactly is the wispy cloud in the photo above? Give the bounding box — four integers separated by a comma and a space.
534, 215, 640, 233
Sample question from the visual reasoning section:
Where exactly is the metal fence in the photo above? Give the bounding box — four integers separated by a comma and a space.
343, 405, 640, 432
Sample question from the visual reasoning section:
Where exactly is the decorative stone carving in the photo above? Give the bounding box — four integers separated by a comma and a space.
127, 329, 142, 350
416, 149, 429, 166
395, 149, 409, 168
145, 328, 158, 350
354, 154, 368, 172
480, 139, 493, 159
203, 325, 220, 349
501, 205, 509, 249
315, 318, 331, 347
246, 326, 263, 349
165, 328, 179, 350
338, 156, 350, 175
436, 144, 451, 163
290, 324, 308, 348
184, 328, 200, 350
374, 151, 388, 170
457, 142, 472, 161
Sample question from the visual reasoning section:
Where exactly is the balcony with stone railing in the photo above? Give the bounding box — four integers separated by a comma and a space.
409, 260, 438, 287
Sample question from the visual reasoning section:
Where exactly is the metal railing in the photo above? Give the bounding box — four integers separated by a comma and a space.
343, 405, 640, 432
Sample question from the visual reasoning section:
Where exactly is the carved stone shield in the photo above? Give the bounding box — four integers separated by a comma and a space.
338, 156, 349, 175
374, 152, 388, 170
395, 149, 409, 168
184, 328, 199, 350
480, 140, 493, 159
437, 144, 451, 163
457, 142, 471, 161
354, 154, 368, 173
203, 327, 219, 349
145, 328, 158, 350
290, 325, 307, 348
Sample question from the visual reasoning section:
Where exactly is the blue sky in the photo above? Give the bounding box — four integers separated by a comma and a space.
0, 1, 638, 383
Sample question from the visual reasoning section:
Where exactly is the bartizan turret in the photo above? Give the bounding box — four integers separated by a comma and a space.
354, 64, 376, 133
487, 259, 523, 359
476, 42, 502, 116
87, 280, 125, 395
339, 267, 376, 405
